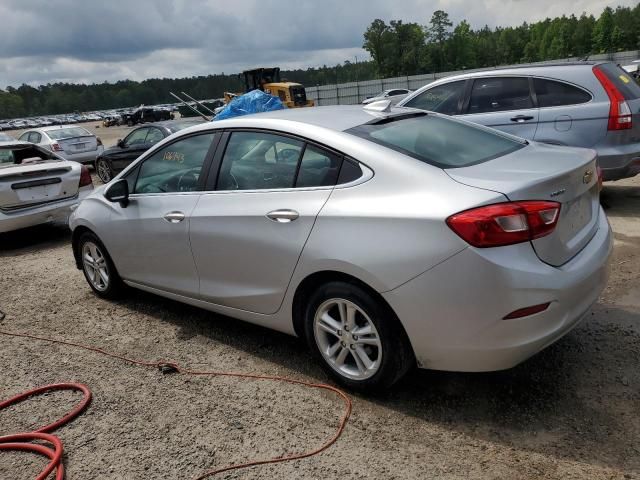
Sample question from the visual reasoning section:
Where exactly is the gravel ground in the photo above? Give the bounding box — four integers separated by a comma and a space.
0, 174, 638, 479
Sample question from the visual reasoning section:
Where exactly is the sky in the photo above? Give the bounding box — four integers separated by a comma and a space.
0, 0, 635, 88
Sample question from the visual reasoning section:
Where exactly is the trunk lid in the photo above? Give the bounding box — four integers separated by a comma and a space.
0, 160, 80, 211
47, 127, 98, 154
446, 142, 600, 266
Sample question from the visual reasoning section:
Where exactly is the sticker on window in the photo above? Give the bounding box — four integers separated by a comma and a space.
163, 151, 185, 163
620, 74, 631, 84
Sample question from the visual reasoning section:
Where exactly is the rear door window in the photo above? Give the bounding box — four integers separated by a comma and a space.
295, 145, 341, 188
404, 81, 465, 115
534, 78, 592, 107
596, 63, 640, 100
217, 132, 303, 190
468, 77, 533, 113
145, 127, 165, 145
346, 113, 525, 169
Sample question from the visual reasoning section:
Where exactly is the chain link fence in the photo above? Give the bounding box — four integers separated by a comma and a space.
306, 50, 640, 106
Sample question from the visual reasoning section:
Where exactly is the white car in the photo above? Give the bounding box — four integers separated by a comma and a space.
362, 89, 412, 105
0, 140, 93, 233
18, 125, 104, 165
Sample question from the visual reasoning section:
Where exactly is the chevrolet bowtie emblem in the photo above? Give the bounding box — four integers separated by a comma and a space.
583, 169, 594, 184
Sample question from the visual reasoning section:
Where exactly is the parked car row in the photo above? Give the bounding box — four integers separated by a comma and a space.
2, 61, 631, 393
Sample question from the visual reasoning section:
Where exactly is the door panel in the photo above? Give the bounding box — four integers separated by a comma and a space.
190, 189, 331, 314
105, 194, 201, 295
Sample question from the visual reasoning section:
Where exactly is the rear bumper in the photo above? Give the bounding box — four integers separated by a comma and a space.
595, 146, 640, 181
0, 186, 93, 233
60, 146, 104, 165
383, 209, 612, 372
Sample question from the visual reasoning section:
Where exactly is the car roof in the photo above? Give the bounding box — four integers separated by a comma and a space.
0, 140, 34, 147
210, 105, 418, 132
35, 124, 91, 132
427, 61, 607, 84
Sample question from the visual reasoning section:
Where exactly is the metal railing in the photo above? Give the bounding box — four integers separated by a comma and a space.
306, 50, 640, 106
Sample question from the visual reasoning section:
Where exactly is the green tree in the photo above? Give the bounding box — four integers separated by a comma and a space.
592, 7, 615, 53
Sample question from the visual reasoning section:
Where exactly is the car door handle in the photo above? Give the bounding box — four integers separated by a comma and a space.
163, 211, 186, 223
266, 209, 299, 223
510, 115, 534, 122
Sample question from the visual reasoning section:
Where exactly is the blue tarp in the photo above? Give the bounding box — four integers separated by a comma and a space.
214, 89, 285, 121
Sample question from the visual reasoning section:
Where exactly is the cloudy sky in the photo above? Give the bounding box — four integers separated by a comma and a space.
0, 0, 635, 88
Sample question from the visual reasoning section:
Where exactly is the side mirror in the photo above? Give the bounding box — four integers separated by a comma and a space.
104, 178, 129, 207
117, 139, 124, 148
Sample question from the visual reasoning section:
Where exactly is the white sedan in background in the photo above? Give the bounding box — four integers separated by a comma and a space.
0, 140, 93, 233
18, 125, 104, 165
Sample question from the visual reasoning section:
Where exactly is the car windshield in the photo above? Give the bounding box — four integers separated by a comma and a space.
47, 127, 91, 140
346, 113, 525, 169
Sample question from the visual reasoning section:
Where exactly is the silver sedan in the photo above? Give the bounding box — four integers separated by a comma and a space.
69, 104, 612, 391
18, 125, 104, 165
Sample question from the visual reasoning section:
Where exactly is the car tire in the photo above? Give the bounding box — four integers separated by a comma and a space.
127, 120, 133, 127
96, 158, 113, 183
303, 281, 414, 392
78, 232, 124, 299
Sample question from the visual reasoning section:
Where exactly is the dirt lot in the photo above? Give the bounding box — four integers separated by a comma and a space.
0, 170, 639, 477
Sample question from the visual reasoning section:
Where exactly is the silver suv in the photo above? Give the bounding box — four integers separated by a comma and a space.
398, 62, 640, 181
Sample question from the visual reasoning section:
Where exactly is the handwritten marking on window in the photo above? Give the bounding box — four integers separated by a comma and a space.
163, 151, 185, 163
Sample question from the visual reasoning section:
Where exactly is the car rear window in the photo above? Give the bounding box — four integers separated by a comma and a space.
346, 114, 525, 169
533, 78, 592, 107
47, 127, 91, 140
596, 63, 640, 100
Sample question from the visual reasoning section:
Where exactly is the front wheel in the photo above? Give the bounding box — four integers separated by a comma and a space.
78, 232, 123, 299
303, 281, 414, 391
96, 158, 113, 183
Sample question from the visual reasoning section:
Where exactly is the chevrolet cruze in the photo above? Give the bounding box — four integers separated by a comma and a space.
70, 105, 612, 391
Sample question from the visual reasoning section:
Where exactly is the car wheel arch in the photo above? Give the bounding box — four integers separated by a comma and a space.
291, 270, 413, 353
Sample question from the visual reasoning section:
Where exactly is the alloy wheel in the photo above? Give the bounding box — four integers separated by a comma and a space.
313, 298, 382, 381
82, 241, 110, 292
96, 160, 112, 183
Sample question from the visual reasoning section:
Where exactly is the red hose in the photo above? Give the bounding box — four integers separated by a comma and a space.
0, 329, 352, 479
0, 383, 91, 480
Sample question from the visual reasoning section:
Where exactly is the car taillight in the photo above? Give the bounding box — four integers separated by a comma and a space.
96, 137, 103, 146
79, 165, 93, 187
446, 201, 561, 248
593, 65, 632, 131
51, 143, 63, 152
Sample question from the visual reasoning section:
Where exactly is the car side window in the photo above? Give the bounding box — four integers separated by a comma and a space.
145, 127, 165, 145
468, 77, 533, 114
125, 128, 149, 147
133, 133, 214, 194
30, 132, 42, 143
404, 81, 465, 115
533, 78, 592, 107
18, 132, 29, 142
217, 132, 303, 191
295, 145, 341, 188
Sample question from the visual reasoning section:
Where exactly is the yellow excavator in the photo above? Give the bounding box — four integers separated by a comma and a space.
224, 67, 314, 108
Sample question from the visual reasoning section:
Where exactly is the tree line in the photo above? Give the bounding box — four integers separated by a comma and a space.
363, 5, 640, 78
1, 4, 638, 119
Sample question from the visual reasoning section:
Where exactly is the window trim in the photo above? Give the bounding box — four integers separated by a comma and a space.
125, 131, 221, 197
462, 75, 536, 115
205, 128, 371, 193
531, 76, 594, 110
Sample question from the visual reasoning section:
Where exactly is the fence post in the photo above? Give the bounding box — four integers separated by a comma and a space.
336, 83, 340, 105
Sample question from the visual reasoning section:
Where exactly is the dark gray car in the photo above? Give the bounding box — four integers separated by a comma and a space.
398, 62, 640, 181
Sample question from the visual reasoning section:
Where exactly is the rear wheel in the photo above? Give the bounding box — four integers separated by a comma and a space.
78, 232, 123, 299
303, 281, 414, 391
96, 158, 113, 183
